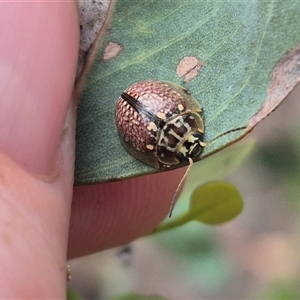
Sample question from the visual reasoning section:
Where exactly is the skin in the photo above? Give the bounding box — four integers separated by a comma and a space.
0, 2, 186, 298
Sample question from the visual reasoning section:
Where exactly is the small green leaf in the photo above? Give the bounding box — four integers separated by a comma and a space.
149, 180, 244, 235
190, 181, 243, 225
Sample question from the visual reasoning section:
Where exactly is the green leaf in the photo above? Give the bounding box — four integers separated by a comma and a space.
67, 286, 83, 300
189, 181, 243, 225
106, 293, 167, 300
75, 0, 300, 184
260, 282, 300, 300
150, 181, 243, 235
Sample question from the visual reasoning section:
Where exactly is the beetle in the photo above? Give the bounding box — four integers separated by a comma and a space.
115, 80, 206, 169
115, 80, 245, 216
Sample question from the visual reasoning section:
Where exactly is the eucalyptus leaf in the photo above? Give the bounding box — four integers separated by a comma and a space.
75, 0, 300, 184
149, 180, 243, 234
189, 181, 243, 225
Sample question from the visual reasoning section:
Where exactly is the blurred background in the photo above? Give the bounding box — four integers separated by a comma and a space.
69, 84, 300, 299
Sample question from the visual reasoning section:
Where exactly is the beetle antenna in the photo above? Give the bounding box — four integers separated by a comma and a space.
169, 157, 193, 218
204, 126, 247, 146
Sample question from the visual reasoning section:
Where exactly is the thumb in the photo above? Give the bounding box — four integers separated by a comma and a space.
0, 2, 78, 298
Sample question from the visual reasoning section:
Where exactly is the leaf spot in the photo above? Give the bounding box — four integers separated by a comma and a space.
103, 42, 123, 61
176, 56, 203, 82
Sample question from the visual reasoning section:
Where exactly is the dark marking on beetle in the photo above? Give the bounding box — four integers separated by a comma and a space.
122, 92, 166, 125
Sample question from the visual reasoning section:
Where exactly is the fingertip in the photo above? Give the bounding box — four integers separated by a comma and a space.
0, 2, 79, 175
68, 168, 187, 258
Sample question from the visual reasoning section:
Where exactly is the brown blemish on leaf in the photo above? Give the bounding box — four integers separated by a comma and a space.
103, 42, 123, 61
75, 0, 114, 95
76, 0, 111, 80
249, 44, 300, 129
201, 44, 300, 162
176, 56, 203, 82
